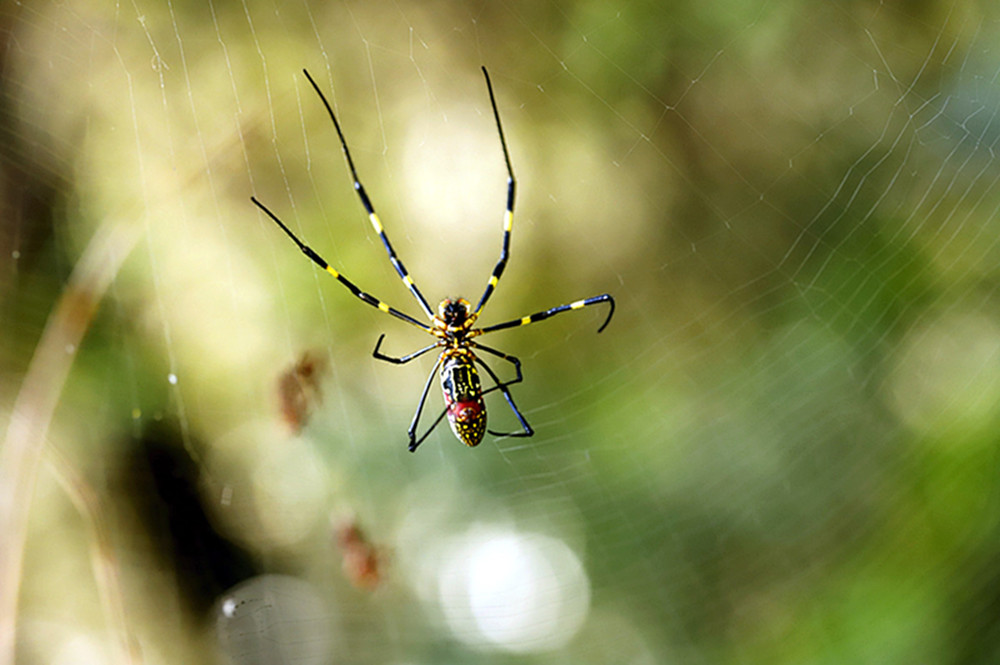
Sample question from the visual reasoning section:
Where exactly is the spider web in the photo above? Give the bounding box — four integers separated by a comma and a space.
3, 0, 1000, 663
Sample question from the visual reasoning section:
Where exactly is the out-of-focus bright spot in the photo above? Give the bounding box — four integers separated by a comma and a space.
401, 83, 649, 284
251, 433, 328, 547
438, 527, 590, 653
216, 574, 334, 665
889, 311, 1000, 437
220, 483, 233, 506
397, 472, 498, 602
131, 407, 141, 419
401, 100, 508, 284
167, 372, 177, 385
221, 596, 238, 618
53, 634, 104, 665
204, 424, 330, 551
138, 207, 275, 412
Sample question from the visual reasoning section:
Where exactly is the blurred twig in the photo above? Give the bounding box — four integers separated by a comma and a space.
0, 220, 140, 665
45, 444, 142, 665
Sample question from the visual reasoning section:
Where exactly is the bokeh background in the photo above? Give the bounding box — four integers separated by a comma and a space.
3, 1, 1000, 663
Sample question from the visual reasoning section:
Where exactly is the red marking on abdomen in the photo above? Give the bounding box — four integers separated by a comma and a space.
448, 400, 482, 423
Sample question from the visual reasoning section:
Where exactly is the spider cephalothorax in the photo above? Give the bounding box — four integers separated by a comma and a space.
252, 67, 614, 452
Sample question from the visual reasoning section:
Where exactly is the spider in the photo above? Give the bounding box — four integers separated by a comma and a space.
252, 68, 614, 452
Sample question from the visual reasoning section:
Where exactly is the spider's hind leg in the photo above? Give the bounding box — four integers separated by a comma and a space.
404, 356, 445, 451
475, 358, 533, 438
470, 341, 523, 386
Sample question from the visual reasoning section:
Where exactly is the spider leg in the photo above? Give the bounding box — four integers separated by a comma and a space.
477, 293, 615, 335
302, 69, 435, 320
408, 408, 448, 453
474, 357, 533, 438
406, 355, 445, 452
470, 341, 523, 386
252, 197, 432, 332
372, 334, 440, 364
472, 67, 516, 319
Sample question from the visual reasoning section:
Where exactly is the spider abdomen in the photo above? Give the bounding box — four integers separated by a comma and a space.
440, 352, 486, 447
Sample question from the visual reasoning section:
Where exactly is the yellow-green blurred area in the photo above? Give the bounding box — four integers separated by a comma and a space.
4, 0, 1000, 663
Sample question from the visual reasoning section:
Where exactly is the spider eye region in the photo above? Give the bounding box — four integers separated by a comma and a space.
438, 298, 471, 327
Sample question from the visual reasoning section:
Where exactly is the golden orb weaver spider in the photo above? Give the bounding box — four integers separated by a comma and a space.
252, 68, 615, 452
